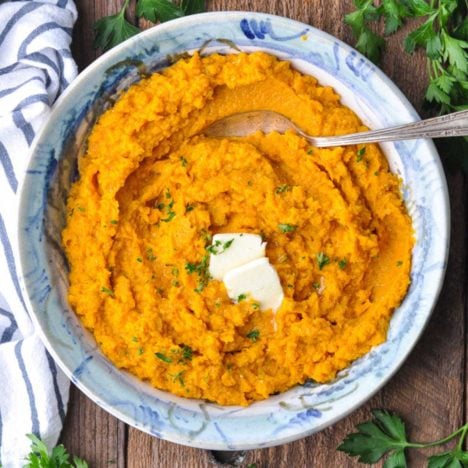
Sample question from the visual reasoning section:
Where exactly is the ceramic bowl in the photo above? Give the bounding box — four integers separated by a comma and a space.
18, 11, 449, 450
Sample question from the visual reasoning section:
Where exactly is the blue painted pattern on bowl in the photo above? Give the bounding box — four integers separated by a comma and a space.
17, 12, 449, 449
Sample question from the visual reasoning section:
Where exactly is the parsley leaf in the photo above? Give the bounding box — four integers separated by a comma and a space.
185, 254, 210, 292
100, 286, 115, 296
278, 223, 297, 233
181, 0, 205, 15
94, 0, 140, 51
25, 434, 89, 468
337, 410, 408, 464
339, 410, 468, 467
206, 238, 234, 255
316, 252, 330, 270
155, 352, 172, 363
246, 329, 260, 342
275, 184, 292, 194
137, 0, 184, 23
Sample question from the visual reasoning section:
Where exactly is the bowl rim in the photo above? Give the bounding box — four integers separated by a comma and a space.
17, 10, 450, 450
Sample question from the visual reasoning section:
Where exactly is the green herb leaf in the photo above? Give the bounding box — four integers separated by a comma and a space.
381, 0, 409, 35
404, 18, 436, 54
155, 352, 172, 363
337, 410, 408, 464
172, 370, 185, 386
94, 0, 140, 51
181, 345, 193, 362
25, 434, 89, 468
357, 147, 366, 161
180, 156, 188, 167
338, 259, 348, 270
137, 0, 184, 23
181, 0, 205, 14
185, 254, 210, 292
442, 32, 468, 73
427, 452, 459, 468
316, 252, 330, 270
246, 329, 260, 342
146, 248, 157, 261
278, 223, 297, 233
101, 286, 115, 297
237, 293, 247, 302
275, 184, 292, 194
206, 239, 234, 255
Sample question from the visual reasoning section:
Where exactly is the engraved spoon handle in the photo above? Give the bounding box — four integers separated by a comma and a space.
305, 109, 468, 147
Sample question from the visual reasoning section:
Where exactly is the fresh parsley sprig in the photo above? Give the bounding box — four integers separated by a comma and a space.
345, 0, 468, 171
24, 434, 88, 468
338, 409, 468, 467
94, 0, 205, 51
93, 0, 140, 51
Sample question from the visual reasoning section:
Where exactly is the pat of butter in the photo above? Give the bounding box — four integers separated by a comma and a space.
223, 258, 284, 312
208, 233, 266, 281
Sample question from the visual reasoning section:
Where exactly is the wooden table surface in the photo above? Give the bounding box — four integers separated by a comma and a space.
61, 1, 467, 466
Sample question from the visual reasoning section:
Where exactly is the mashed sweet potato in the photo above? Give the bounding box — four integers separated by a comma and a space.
62, 52, 413, 405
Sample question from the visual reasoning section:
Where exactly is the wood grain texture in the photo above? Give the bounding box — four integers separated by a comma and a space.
63, 0, 467, 466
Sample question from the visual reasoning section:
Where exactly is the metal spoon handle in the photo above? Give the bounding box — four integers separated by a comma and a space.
308, 109, 468, 147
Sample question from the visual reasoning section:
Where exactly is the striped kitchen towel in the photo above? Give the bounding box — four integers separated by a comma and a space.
0, 1, 77, 465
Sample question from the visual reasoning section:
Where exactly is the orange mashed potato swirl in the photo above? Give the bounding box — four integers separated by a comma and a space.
62, 52, 413, 406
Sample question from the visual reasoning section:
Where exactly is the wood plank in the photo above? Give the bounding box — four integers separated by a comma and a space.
64, 0, 466, 466
60, 384, 126, 466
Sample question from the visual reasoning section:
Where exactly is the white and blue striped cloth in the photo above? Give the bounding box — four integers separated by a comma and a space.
0, 1, 77, 465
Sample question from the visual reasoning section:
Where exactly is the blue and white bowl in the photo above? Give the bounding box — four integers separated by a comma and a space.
18, 12, 449, 449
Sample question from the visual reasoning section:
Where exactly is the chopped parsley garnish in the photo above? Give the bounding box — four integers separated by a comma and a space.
357, 147, 366, 161
206, 238, 234, 255
132, 336, 138, 342
246, 329, 260, 342
312, 282, 321, 290
157, 189, 176, 222
275, 184, 291, 194
77, 206, 85, 212
146, 248, 157, 261
171, 267, 179, 277
172, 371, 185, 386
136, 257, 143, 263
185, 262, 197, 274
110, 219, 118, 225
317, 252, 330, 270
185, 204, 195, 213
237, 293, 247, 302
200, 229, 212, 243
180, 156, 188, 167
171, 280, 180, 287
180, 345, 193, 363
278, 223, 297, 233
138, 347, 144, 355
252, 303, 260, 310
307, 149, 314, 155
155, 352, 172, 363
396, 260, 403, 267
100, 286, 114, 296
185, 254, 210, 293
161, 210, 176, 223
338, 259, 348, 270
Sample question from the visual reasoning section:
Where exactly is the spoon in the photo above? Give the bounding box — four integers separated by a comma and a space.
203, 109, 468, 147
